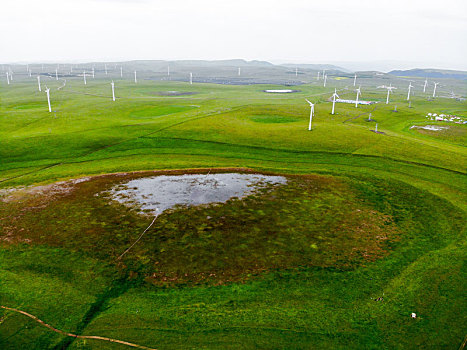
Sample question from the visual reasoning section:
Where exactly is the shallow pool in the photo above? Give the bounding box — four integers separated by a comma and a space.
110, 173, 287, 215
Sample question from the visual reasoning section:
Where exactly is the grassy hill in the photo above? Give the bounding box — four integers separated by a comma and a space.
0, 66, 466, 349
389, 68, 467, 81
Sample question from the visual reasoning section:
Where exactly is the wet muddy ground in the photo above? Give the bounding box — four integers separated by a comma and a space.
0, 168, 400, 285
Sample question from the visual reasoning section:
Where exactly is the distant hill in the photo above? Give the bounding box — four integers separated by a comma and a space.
388, 68, 467, 80
122, 59, 274, 68
280, 63, 351, 73
353, 71, 388, 78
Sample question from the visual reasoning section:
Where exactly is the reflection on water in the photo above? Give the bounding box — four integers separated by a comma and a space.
110, 173, 287, 215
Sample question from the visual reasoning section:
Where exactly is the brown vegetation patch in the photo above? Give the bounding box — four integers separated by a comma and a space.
0, 169, 400, 285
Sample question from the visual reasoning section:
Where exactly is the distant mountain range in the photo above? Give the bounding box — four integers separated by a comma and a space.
125, 60, 351, 73
122, 59, 274, 68
388, 68, 467, 80
280, 63, 351, 73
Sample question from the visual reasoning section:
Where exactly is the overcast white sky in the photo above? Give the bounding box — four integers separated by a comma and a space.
1, 0, 466, 71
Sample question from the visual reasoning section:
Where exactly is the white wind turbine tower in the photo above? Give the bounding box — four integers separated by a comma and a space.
433, 82, 439, 98
29, 69, 32, 78
323, 74, 327, 87
238, 67, 241, 76
331, 88, 339, 115
353, 73, 357, 87
55, 68, 58, 80
407, 82, 413, 101
189, 72, 193, 84
385, 85, 396, 104
120, 66, 123, 78
83, 70, 87, 85
37, 75, 41, 91
423, 78, 428, 93
317, 71, 320, 80
379, 84, 396, 104
92, 67, 95, 78
45, 86, 51, 112
305, 99, 315, 131
355, 86, 361, 107
105, 64, 107, 75
322, 69, 326, 79
295, 67, 298, 77
6, 72, 10, 85
111, 80, 115, 101
134, 70, 137, 83
167, 66, 170, 76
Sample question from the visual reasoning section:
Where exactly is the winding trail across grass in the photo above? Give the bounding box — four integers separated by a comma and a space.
0, 306, 157, 350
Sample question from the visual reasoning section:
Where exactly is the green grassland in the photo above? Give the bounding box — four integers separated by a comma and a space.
0, 69, 466, 349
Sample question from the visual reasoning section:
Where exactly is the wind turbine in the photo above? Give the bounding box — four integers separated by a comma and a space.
423, 78, 428, 93
167, 66, 170, 76
331, 88, 339, 115
105, 64, 107, 75
317, 71, 320, 80
385, 85, 396, 104
355, 86, 361, 107
55, 68, 58, 80
379, 85, 396, 104
323, 74, 327, 87
353, 73, 357, 87
29, 69, 32, 78
189, 72, 193, 84
322, 69, 326, 79
305, 99, 315, 131
92, 67, 95, 78
295, 67, 298, 77
111, 80, 115, 101
37, 75, 41, 91
407, 82, 413, 101
120, 66, 123, 78
433, 82, 439, 98
5, 72, 10, 85
83, 70, 87, 85
238, 67, 241, 76
45, 86, 51, 112
134, 70, 137, 83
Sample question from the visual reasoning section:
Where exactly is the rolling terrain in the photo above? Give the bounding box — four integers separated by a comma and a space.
0, 62, 466, 349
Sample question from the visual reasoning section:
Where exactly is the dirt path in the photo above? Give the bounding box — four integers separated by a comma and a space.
343, 105, 378, 124
0, 306, 157, 350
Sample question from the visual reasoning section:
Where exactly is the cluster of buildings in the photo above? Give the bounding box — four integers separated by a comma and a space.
426, 113, 467, 124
